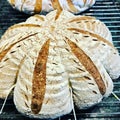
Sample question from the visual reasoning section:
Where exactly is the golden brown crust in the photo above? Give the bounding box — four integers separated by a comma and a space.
69, 16, 96, 23
0, 33, 38, 62
31, 39, 50, 114
83, 0, 87, 5
34, 14, 45, 21
67, 38, 106, 95
68, 28, 115, 49
66, 0, 78, 13
51, 0, 62, 10
20, 0, 26, 11
9, 0, 15, 6
34, 0, 42, 13
51, 0, 62, 20
7, 24, 41, 32
1, 24, 41, 39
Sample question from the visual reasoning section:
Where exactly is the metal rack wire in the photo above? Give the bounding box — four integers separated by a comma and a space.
0, 0, 120, 120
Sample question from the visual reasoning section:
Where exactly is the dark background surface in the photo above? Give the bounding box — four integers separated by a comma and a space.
0, 0, 120, 120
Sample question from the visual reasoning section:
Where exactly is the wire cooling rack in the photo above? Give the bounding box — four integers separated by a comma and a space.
0, 0, 120, 120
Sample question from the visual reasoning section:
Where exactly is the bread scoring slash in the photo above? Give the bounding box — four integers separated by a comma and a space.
7, 0, 96, 14
0, 10, 120, 119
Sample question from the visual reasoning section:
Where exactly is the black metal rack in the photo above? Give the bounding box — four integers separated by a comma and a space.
0, 0, 120, 120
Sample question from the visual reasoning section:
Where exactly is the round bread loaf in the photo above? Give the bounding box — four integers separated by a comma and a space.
0, 10, 120, 119
7, 0, 96, 14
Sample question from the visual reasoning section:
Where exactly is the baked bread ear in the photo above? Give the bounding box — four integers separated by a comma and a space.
7, 0, 95, 14
0, 10, 120, 119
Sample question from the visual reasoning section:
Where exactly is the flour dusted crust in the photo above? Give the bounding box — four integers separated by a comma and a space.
0, 10, 120, 119
68, 16, 113, 43
7, 0, 96, 14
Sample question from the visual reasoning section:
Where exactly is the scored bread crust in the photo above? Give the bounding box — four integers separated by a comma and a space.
67, 16, 113, 43
7, 0, 96, 14
0, 10, 120, 119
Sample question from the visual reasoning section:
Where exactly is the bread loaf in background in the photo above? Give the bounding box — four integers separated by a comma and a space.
7, 0, 96, 14
0, 10, 120, 119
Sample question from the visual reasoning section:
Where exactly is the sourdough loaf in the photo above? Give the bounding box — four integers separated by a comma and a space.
0, 10, 120, 119
7, 0, 95, 14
